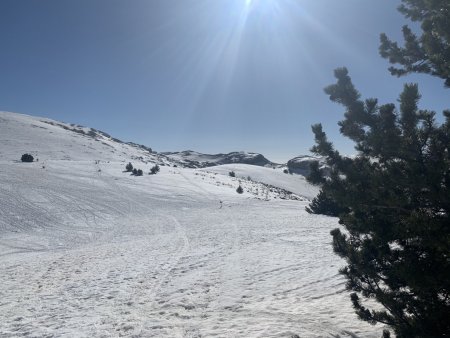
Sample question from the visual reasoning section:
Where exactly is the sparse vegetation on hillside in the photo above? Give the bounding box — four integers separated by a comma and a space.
229, 171, 235, 177
125, 162, 133, 172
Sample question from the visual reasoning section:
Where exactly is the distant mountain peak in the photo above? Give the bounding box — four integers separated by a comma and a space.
160, 150, 278, 169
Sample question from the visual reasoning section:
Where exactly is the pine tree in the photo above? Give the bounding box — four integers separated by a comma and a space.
150, 164, 160, 175
236, 185, 244, 194
125, 162, 133, 172
309, 67, 450, 337
379, 0, 450, 86
305, 190, 345, 216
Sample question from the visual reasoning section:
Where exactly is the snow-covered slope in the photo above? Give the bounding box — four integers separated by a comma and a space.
0, 111, 160, 164
161, 150, 275, 168
0, 112, 385, 337
201, 163, 319, 200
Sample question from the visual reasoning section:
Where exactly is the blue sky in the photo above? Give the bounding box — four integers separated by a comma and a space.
0, 0, 449, 162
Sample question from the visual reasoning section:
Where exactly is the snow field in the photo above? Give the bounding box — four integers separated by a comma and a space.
0, 112, 385, 337
0, 160, 384, 337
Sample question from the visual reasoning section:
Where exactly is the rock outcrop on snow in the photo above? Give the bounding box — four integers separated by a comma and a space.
287, 155, 329, 176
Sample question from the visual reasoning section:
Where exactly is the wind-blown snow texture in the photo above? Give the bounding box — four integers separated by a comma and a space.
0, 112, 384, 337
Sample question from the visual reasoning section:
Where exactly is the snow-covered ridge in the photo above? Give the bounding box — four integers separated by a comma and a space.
0, 111, 163, 164
1, 111, 317, 174
162, 151, 328, 178
161, 150, 276, 168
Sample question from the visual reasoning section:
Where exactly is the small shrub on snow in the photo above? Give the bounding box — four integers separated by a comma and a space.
125, 162, 133, 172
236, 185, 244, 194
150, 164, 160, 175
21, 154, 34, 162
131, 168, 143, 176
229, 171, 236, 177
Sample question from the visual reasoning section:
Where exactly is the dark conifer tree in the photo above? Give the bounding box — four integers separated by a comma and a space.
126, 162, 133, 172
150, 164, 160, 175
308, 67, 450, 337
236, 185, 244, 194
379, 0, 450, 86
305, 190, 346, 217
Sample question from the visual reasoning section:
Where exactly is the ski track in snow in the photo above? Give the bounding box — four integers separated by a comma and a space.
0, 112, 385, 337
